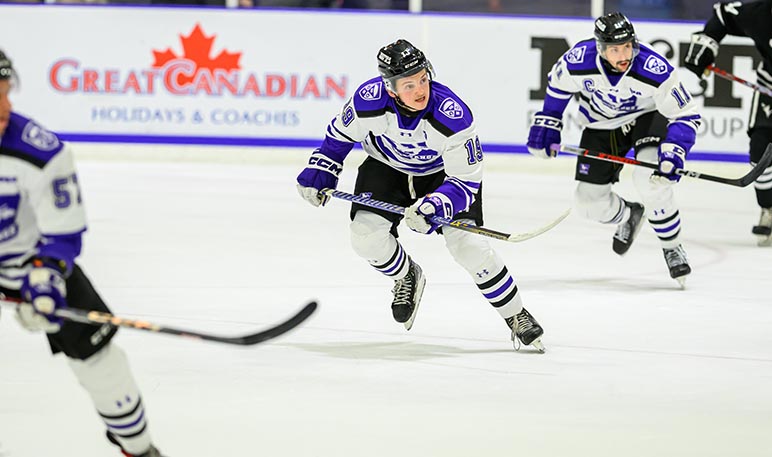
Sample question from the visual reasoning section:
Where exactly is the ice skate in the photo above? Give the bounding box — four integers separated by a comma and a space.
752, 207, 772, 247
107, 431, 165, 457
663, 244, 691, 288
505, 307, 545, 353
391, 259, 425, 331
613, 201, 645, 255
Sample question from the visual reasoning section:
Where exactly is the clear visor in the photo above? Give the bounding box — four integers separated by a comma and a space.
597, 39, 640, 61
383, 62, 434, 91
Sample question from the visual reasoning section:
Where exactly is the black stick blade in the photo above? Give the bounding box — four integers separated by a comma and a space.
164, 301, 319, 346
1, 298, 319, 347
236, 301, 318, 345
738, 144, 772, 187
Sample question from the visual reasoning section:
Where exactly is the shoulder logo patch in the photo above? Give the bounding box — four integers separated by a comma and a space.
359, 82, 382, 101
439, 97, 464, 120
566, 45, 586, 64
21, 121, 60, 152
643, 55, 668, 75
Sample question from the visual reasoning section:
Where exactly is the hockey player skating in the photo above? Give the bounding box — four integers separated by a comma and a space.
0, 50, 164, 457
296, 39, 544, 351
684, 0, 772, 246
527, 12, 701, 286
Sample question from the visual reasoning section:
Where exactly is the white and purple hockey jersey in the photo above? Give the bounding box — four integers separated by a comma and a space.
0, 112, 85, 288
318, 77, 484, 216
543, 40, 701, 151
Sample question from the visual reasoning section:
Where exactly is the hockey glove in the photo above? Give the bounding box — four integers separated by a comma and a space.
653, 143, 686, 183
684, 33, 719, 78
405, 194, 452, 234
296, 149, 343, 207
527, 112, 561, 159
17, 259, 67, 333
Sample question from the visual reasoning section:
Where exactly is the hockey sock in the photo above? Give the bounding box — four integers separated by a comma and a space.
648, 210, 682, 249
754, 164, 772, 207
475, 265, 524, 319
574, 182, 626, 223
370, 241, 410, 280
608, 195, 629, 224
351, 211, 410, 279
67, 344, 153, 455
443, 223, 523, 317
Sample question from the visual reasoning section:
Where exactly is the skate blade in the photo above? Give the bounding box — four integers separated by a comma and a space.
403, 275, 426, 331
676, 276, 687, 289
512, 337, 546, 353
757, 235, 772, 247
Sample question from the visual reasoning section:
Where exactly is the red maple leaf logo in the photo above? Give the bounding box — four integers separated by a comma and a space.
152, 24, 242, 85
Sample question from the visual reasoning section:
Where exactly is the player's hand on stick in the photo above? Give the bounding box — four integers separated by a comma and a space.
296, 149, 342, 207
652, 143, 686, 183
16, 259, 67, 333
405, 194, 451, 234
684, 33, 718, 78
527, 112, 561, 159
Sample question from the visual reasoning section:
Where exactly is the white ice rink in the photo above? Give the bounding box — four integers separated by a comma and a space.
1, 146, 770, 457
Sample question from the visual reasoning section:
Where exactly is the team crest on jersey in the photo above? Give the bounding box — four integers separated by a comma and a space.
566, 46, 586, 64
0, 195, 20, 243
440, 98, 464, 120
21, 121, 60, 152
359, 83, 382, 101
643, 55, 668, 75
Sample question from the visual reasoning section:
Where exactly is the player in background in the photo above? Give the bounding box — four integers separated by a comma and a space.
684, 0, 772, 246
296, 39, 545, 351
0, 50, 164, 457
527, 12, 701, 286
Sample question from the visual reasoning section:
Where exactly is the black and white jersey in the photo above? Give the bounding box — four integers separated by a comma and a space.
703, 0, 772, 89
0, 112, 85, 288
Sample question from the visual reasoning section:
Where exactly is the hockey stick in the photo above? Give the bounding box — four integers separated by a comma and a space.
320, 188, 570, 243
552, 143, 772, 188
0, 298, 317, 346
707, 64, 772, 98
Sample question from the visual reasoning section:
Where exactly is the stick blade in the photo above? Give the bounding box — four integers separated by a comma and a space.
507, 207, 571, 243
739, 144, 772, 187
235, 301, 318, 346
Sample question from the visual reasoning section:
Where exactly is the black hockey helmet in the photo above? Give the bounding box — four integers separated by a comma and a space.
377, 39, 434, 91
594, 12, 640, 59
0, 49, 14, 81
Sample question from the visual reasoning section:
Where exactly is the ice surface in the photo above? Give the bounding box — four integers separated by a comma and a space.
1, 148, 770, 457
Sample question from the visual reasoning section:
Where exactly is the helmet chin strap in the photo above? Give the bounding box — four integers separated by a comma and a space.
599, 48, 635, 73
600, 56, 625, 73
394, 94, 422, 116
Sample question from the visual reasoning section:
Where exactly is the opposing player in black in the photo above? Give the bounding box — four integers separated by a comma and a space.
0, 50, 164, 457
684, 0, 772, 246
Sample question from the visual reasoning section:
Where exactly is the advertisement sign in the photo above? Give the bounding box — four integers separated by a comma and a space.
0, 5, 762, 160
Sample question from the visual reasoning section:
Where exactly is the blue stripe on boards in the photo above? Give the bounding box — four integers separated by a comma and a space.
57, 134, 749, 163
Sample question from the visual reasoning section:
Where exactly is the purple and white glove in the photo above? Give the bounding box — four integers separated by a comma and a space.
16, 259, 67, 333
405, 193, 453, 234
655, 143, 686, 183
296, 149, 343, 207
527, 112, 561, 159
